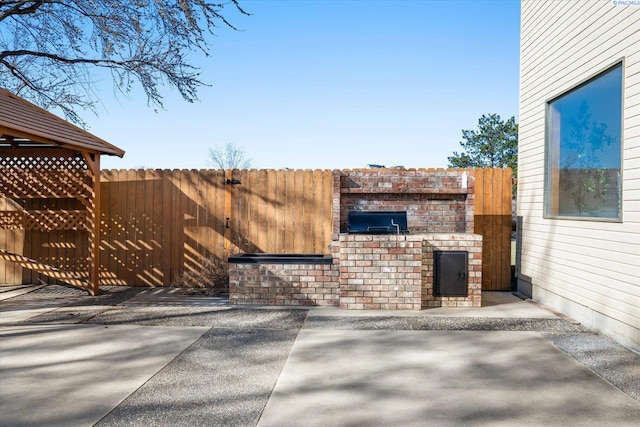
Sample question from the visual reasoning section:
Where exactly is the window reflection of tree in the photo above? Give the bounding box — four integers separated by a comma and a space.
560, 101, 616, 216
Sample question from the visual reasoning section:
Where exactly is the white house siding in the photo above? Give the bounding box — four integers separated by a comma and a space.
518, 0, 640, 350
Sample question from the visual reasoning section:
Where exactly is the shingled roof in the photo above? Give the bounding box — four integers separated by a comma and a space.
0, 88, 124, 157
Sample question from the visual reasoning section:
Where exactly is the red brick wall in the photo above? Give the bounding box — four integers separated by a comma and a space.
229, 263, 340, 306
337, 233, 482, 310
332, 169, 474, 238
338, 234, 423, 310
229, 232, 482, 309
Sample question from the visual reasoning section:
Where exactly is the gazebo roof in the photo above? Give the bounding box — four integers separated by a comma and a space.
0, 88, 124, 157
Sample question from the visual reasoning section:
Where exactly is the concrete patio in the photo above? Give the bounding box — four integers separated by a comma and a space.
1, 285, 639, 426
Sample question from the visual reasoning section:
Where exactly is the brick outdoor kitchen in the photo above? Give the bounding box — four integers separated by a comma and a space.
229, 169, 482, 310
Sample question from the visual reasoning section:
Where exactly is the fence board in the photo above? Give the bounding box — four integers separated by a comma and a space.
119, 169, 132, 284
488, 169, 497, 289
474, 168, 513, 291
137, 169, 151, 286
127, 169, 138, 282
214, 169, 227, 256
168, 170, 177, 283
257, 169, 268, 252
244, 170, 255, 253
245, 169, 257, 252
181, 169, 197, 279
275, 169, 284, 250
304, 170, 313, 252
159, 170, 170, 284
114, 170, 128, 284
107, 169, 118, 284
294, 170, 305, 253
500, 168, 513, 288
317, 169, 328, 253
99, 169, 112, 284
147, 169, 161, 286
484, 168, 495, 290
0, 198, 23, 283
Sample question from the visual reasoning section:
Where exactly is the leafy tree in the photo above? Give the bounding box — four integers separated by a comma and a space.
207, 142, 253, 169
448, 114, 518, 176
0, 0, 248, 126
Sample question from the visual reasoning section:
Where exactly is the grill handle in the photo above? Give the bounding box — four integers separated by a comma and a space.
391, 219, 400, 234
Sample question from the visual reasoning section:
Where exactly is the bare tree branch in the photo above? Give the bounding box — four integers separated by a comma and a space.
0, 0, 249, 126
0, 1, 50, 22
207, 142, 253, 169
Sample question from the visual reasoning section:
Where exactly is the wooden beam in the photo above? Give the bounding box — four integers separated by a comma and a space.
0, 125, 62, 147
0, 147, 82, 157
82, 151, 100, 177
0, 128, 109, 159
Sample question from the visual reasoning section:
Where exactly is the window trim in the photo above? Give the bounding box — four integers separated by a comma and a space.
543, 60, 625, 222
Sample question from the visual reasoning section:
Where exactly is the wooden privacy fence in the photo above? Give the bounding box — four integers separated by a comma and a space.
1, 168, 512, 291
97, 169, 333, 287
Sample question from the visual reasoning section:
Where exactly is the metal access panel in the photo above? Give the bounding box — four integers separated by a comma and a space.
434, 251, 468, 297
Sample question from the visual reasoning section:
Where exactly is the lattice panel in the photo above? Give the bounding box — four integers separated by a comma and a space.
0, 209, 89, 231
0, 155, 92, 201
0, 210, 23, 229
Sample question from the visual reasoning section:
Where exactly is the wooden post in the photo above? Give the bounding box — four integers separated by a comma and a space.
83, 151, 101, 296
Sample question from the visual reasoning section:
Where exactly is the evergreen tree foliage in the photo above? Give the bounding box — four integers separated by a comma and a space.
448, 114, 518, 176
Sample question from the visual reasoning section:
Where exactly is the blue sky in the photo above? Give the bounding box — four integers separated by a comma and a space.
94, 0, 521, 170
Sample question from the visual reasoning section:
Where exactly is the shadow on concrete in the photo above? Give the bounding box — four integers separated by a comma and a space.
258, 330, 640, 427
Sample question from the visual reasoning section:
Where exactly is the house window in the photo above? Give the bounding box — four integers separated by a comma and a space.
545, 63, 623, 220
